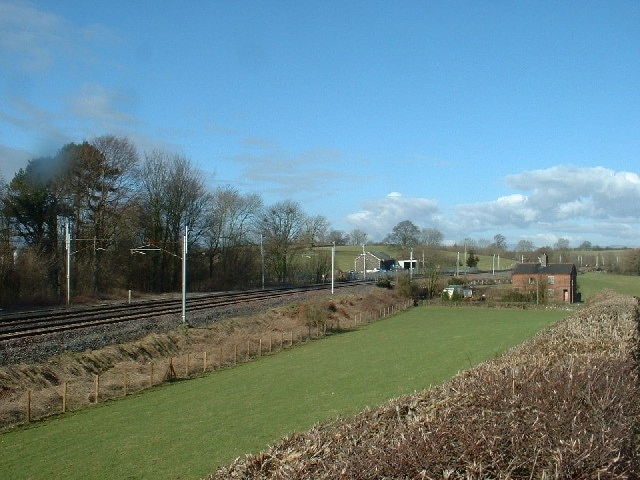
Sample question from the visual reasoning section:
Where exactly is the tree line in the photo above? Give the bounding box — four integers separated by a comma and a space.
0, 136, 359, 307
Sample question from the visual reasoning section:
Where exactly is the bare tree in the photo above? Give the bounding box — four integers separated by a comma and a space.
326, 229, 349, 245
258, 200, 307, 284
492, 234, 507, 251
350, 229, 367, 246
303, 215, 330, 245
515, 240, 535, 262
421, 227, 443, 247
137, 151, 208, 291
477, 238, 492, 250
202, 185, 262, 289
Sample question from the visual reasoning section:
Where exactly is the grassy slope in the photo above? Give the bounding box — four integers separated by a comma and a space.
0, 307, 564, 480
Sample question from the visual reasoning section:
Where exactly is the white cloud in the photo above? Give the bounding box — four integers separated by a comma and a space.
505, 165, 640, 220
344, 166, 640, 247
345, 192, 440, 240
450, 165, 640, 246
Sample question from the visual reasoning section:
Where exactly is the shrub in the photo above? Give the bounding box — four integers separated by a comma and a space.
394, 273, 419, 299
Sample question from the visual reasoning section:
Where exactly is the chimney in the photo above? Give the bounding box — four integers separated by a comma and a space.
541, 253, 548, 267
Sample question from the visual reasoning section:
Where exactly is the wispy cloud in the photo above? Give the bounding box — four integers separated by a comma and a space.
0, 0, 68, 71
0, 0, 121, 71
228, 140, 353, 198
69, 83, 139, 127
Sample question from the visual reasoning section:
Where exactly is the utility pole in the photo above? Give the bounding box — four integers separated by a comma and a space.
65, 220, 71, 307
331, 242, 335, 294
181, 225, 187, 325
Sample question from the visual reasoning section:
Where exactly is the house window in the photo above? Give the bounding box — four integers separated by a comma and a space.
547, 288, 555, 297
528, 277, 536, 285
547, 276, 555, 285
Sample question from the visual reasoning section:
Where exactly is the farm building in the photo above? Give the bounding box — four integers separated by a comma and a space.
397, 258, 418, 270
511, 254, 578, 303
354, 250, 396, 274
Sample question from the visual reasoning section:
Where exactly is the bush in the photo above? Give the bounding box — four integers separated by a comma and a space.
376, 276, 392, 289
500, 290, 539, 303
301, 302, 325, 331
394, 273, 420, 299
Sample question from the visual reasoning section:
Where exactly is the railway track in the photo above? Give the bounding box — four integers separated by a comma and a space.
0, 283, 362, 342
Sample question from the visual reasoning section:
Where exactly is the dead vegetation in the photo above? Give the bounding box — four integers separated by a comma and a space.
207, 291, 640, 479
0, 286, 406, 430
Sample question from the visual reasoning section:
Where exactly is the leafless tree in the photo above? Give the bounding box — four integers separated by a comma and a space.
349, 229, 367, 246
137, 151, 208, 291
258, 200, 308, 284
202, 185, 262, 289
303, 214, 330, 245
421, 227, 443, 247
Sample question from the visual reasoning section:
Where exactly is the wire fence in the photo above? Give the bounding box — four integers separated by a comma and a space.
1, 300, 414, 429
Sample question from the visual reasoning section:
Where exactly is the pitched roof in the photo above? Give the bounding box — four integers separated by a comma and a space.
369, 251, 393, 260
512, 263, 576, 275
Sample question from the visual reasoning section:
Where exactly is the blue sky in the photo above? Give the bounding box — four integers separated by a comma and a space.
1, 1, 639, 248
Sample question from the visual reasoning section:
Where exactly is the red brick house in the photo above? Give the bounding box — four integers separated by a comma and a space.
511, 254, 578, 303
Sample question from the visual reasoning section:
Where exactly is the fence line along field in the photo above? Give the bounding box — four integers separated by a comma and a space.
1, 299, 411, 429
0, 286, 411, 430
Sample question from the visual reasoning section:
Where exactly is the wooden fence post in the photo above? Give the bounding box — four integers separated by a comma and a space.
185, 354, 190, 377
234, 345, 237, 365
247, 340, 250, 361
150, 362, 154, 388
203, 351, 207, 373
62, 381, 68, 413
123, 371, 128, 397
166, 358, 177, 381
26, 390, 31, 423
94, 374, 99, 404
258, 339, 262, 357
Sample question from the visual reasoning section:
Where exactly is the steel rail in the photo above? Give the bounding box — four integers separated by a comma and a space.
0, 282, 365, 341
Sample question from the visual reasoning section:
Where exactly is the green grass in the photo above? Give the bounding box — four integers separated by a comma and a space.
578, 271, 640, 299
0, 307, 566, 480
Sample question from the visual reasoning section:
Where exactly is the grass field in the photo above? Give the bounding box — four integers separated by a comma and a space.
578, 271, 640, 298
0, 307, 565, 480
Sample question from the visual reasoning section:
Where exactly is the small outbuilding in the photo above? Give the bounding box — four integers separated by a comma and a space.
354, 251, 396, 274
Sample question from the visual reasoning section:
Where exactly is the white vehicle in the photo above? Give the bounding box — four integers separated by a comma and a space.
442, 285, 463, 298
442, 285, 473, 299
